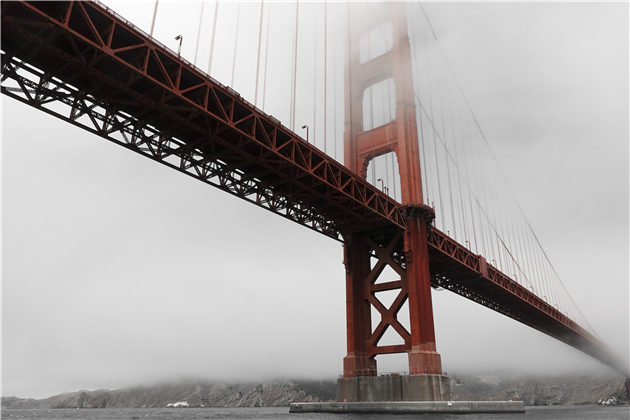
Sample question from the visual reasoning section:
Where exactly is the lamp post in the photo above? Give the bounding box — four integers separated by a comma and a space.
301, 125, 309, 143
377, 178, 385, 192
175, 35, 183, 58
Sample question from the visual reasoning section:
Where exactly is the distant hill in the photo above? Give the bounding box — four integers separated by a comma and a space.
493, 374, 628, 406
449, 372, 627, 405
2, 374, 627, 408
1, 379, 336, 409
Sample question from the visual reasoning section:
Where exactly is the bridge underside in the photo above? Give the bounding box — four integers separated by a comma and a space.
1, 0, 627, 379
1, 0, 408, 242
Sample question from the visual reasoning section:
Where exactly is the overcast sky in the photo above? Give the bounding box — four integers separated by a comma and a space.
2, 2, 628, 399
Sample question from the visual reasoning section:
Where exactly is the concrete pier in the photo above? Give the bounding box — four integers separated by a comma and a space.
337, 374, 451, 402
289, 400, 525, 414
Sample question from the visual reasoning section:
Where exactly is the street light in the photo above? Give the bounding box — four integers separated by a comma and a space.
301, 125, 309, 143
175, 35, 183, 57
377, 178, 385, 192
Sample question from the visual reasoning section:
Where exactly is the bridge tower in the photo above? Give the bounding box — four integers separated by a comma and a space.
338, 2, 451, 402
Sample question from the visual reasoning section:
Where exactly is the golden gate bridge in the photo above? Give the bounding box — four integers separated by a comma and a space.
2, 0, 627, 403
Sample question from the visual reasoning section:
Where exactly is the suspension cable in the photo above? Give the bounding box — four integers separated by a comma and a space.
333, 6, 338, 160
323, 0, 327, 154
313, 12, 318, 146
207, 0, 219, 75
290, 1, 300, 131
150, 0, 159, 38
230, 2, 242, 87
262, 2, 271, 110
254, 1, 264, 106
416, 2, 592, 327
193, 1, 204, 66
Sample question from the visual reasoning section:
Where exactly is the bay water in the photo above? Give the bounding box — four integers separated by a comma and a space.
2, 405, 629, 420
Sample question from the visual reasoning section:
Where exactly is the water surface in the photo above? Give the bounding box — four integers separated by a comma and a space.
2, 405, 629, 420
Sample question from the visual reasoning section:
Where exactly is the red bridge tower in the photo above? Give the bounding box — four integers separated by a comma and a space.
338, 2, 451, 402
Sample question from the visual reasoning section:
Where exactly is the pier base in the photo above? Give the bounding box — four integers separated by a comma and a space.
289, 400, 525, 414
337, 374, 451, 402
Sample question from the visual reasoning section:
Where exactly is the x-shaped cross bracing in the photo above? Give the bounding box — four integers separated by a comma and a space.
363, 231, 411, 355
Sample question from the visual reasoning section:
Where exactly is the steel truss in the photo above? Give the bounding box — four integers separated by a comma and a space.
1, 0, 406, 241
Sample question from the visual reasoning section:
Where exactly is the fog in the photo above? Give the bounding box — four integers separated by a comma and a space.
2, 2, 628, 399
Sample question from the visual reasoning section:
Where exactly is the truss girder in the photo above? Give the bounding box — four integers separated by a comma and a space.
426, 228, 627, 375
1, 0, 406, 240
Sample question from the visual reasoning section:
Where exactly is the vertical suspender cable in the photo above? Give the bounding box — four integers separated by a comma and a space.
410, 9, 428, 205
254, 1, 265, 106
289, 4, 296, 129
505, 196, 519, 280
231, 2, 242, 87
291, 1, 300, 131
262, 3, 271, 110
380, 23, 393, 197
470, 123, 494, 263
516, 212, 535, 291
446, 74, 468, 245
548, 259, 560, 312
366, 3, 376, 184
150, 0, 159, 38
508, 201, 525, 283
345, 2, 353, 164
504, 204, 516, 280
497, 188, 510, 274
487, 183, 500, 269
434, 49, 456, 240
333, 7, 338, 160
417, 3, 584, 322
526, 221, 544, 296
501, 194, 518, 283
542, 252, 553, 307
455, 98, 479, 254
313, 13, 318, 146
464, 119, 482, 255
383, 82, 389, 194
323, 1, 327, 154
193, 1, 204, 66
207, 0, 219, 75
366, 4, 374, 132
421, 25, 445, 230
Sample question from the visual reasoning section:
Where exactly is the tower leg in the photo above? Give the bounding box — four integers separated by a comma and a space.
338, 221, 451, 402
342, 233, 377, 378
406, 217, 443, 375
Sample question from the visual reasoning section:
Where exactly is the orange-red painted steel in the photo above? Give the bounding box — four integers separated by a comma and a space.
1, 0, 626, 379
342, 2, 443, 377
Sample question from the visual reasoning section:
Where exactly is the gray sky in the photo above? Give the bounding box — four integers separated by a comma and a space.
2, 2, 628, 399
